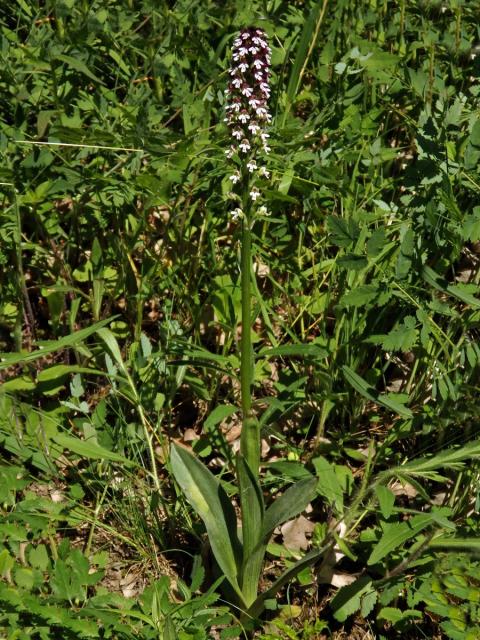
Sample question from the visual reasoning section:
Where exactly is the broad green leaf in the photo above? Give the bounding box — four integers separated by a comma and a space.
204, 405, 237, 431
339, 284, 379, 308
262, 477, 317, 540
375, 485, 395, 519
237, 455, 265, 606
170, 444, 243, 600
368, 515, 433, 565
312, 457, 344, 512
342, 366, 412, 418
53, 434, 132, 464
377, 607, 422, 624
337, 254, 368, 271
96, 328, 128, 375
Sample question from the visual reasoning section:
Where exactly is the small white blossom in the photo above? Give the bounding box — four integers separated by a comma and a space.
248, 121, 260, 135
239, 139, 251, 153
229, 172, 240, 183
253, 59, 264, 69
239, 62, 249, 72
238, 111, 250, 123
250, 187, 261, 201
231, 207, 243, 220
241, 85, 253, 97
232, 128, 243, 140
246, 160, 257, 172
258, 205, 270, 216
259, 166, 270, 178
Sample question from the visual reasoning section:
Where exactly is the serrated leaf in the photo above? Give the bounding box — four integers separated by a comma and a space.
331, 577, 373, 622
326, 216, 359, 248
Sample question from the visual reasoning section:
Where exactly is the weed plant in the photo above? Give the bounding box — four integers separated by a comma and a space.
1, 0, 480, 638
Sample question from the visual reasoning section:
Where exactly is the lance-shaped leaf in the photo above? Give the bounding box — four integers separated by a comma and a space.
262, 477, 317, 541
237, 455, 265, 606
170, 444, 243, 599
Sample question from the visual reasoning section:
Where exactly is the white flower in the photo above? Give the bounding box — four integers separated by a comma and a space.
260, 132, 270, 141
239, 139, 251, 153
232, 77, 242, 88
239, 47, 248, 56
225, 147, 235, 158
232, 128, 243, 140
241, 85, 253, 97
258, 205, 270, 216
231, 207, 243, 220
239, 62, 249, 72
249, 46, 259, 54
254, 72, 263, 82
256, 107, 268, 118
238, 111, 250, 123
259, 166, 270, 178
248, 121, 260, 135
246, 160, 257, 172
249, 98, 260, 109
253, 59, 264, 69
250, 187, 261, 201
229, 172, 240, 183
263, 144, 271, 154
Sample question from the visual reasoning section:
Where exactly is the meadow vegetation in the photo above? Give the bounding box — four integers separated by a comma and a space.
1, 0, 480, 638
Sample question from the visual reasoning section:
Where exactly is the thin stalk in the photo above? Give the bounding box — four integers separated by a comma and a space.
239, 200, 260, 477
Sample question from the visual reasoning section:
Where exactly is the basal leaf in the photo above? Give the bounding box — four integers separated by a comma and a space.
170, 444, 243, 600
262, 477, 317, 540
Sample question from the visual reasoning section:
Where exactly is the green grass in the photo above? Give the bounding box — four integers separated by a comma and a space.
1, 0, 480, 638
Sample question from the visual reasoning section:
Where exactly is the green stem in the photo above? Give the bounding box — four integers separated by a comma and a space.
239, 197, 260, 477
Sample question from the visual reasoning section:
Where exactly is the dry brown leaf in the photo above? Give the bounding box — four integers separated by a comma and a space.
281, 515, 315, 551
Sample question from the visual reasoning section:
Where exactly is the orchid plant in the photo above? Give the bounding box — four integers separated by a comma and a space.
170, 28, 325, 622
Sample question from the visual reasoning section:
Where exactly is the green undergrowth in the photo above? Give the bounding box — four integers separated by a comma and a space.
1, 0, 480, 638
